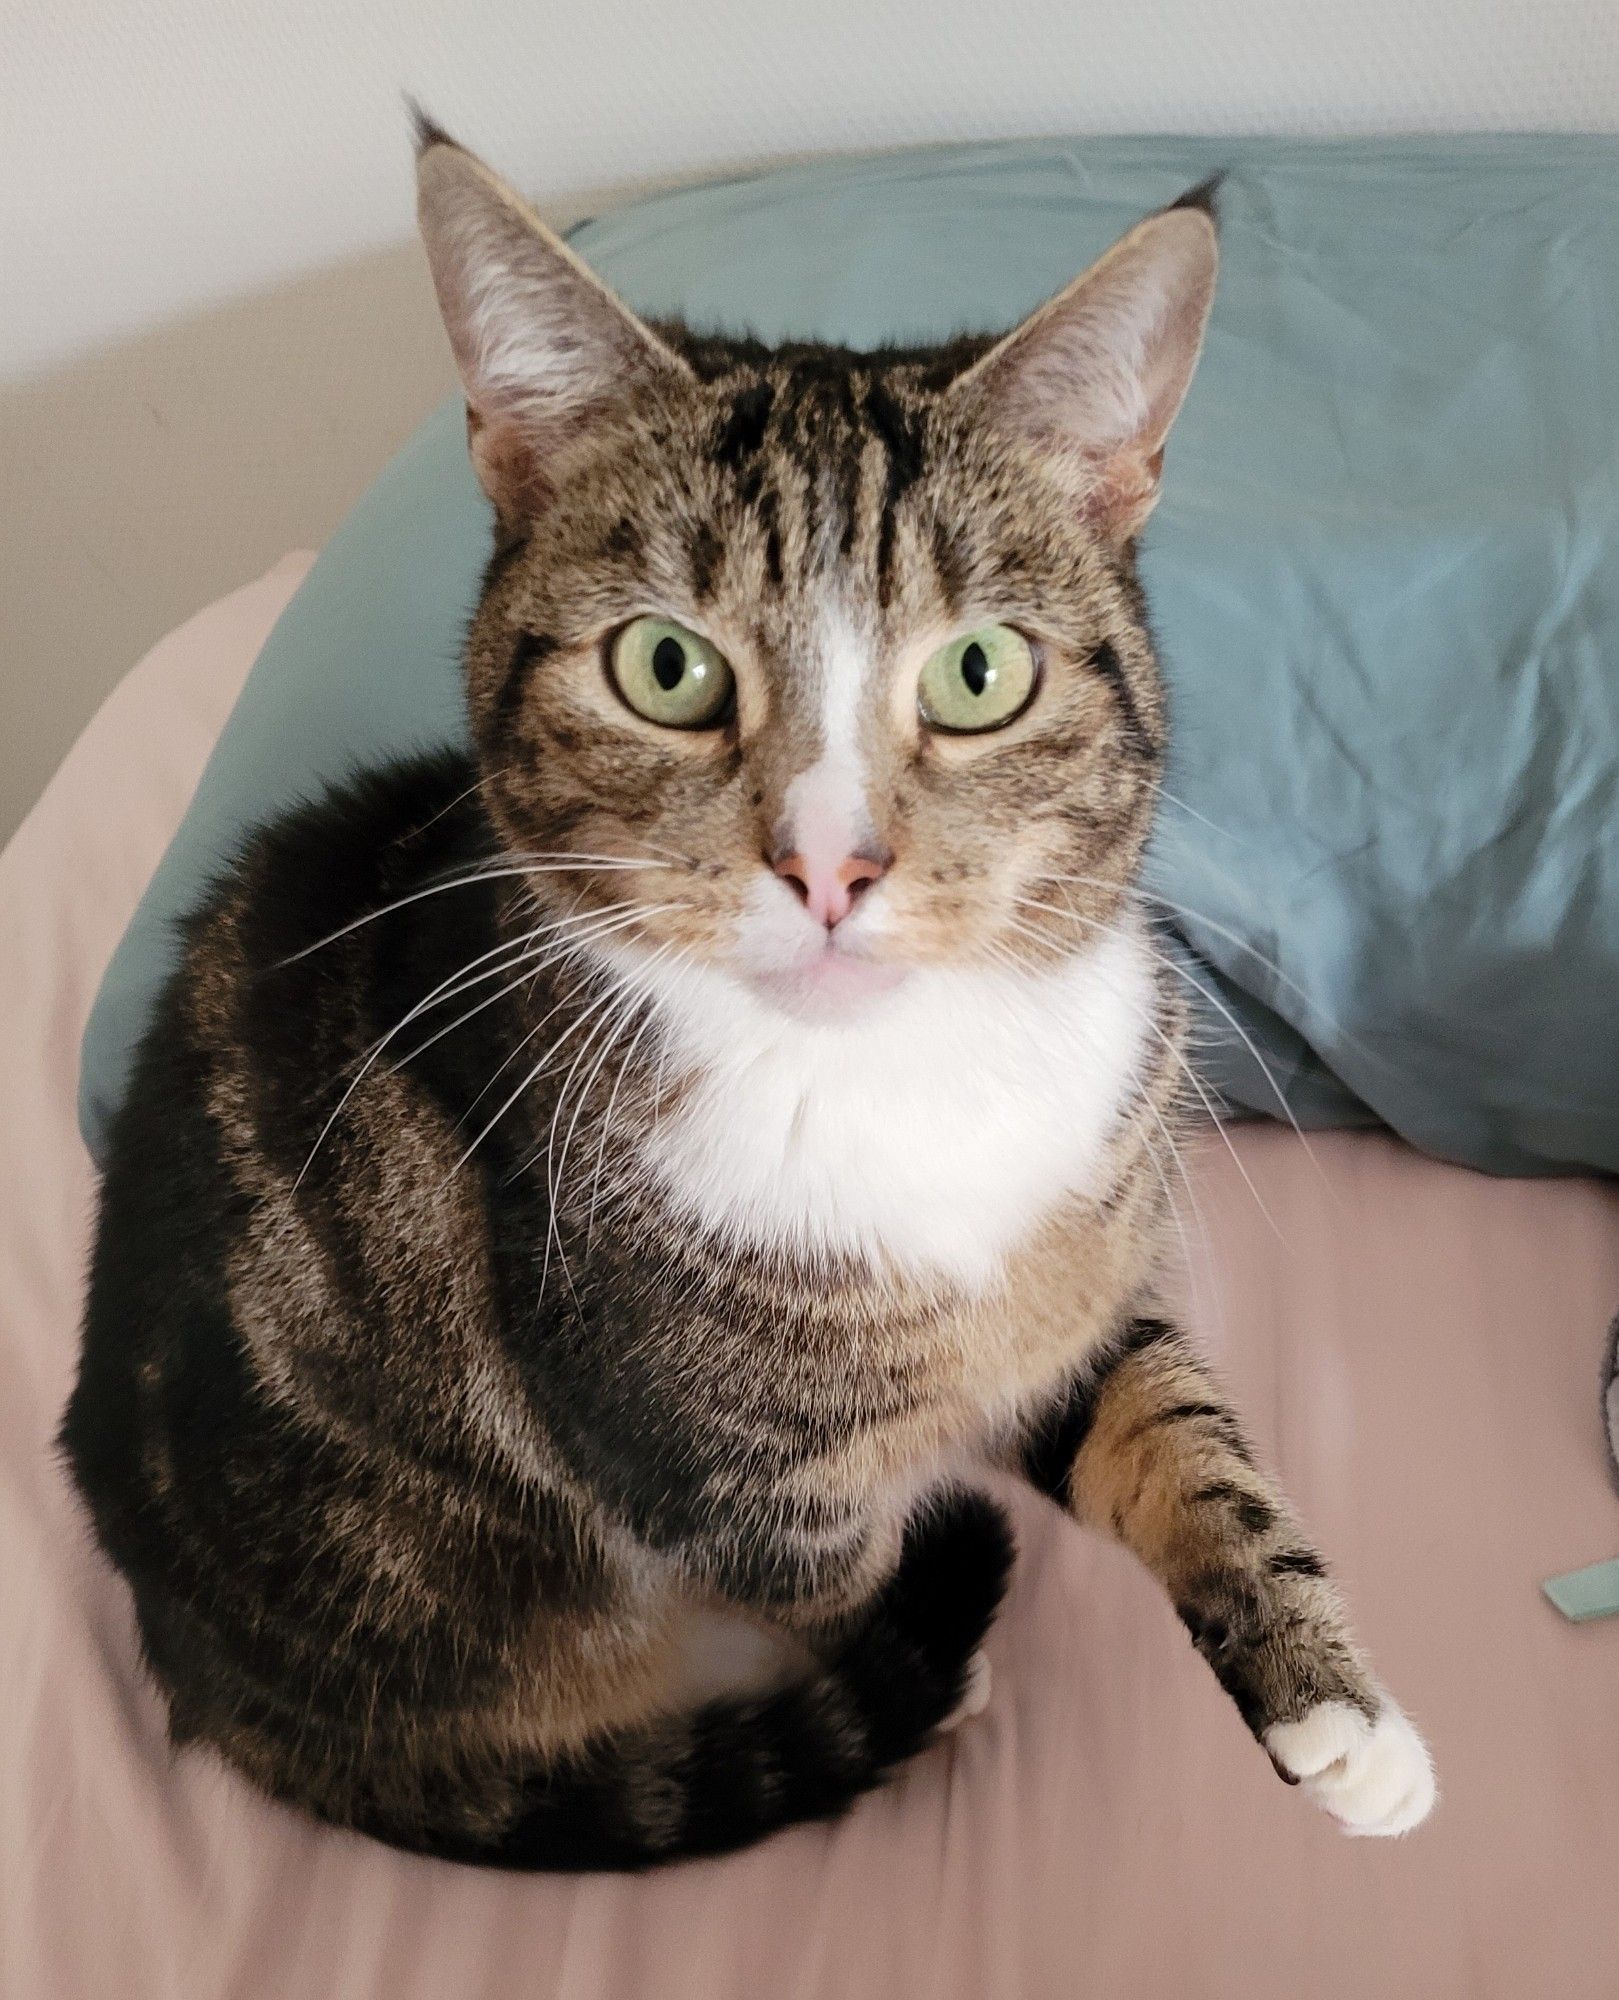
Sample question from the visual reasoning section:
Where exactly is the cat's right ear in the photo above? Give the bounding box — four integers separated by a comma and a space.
947, 186, 1218, 545
413, 114, 692, 520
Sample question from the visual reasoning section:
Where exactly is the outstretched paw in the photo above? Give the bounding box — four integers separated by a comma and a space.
1266, 1695, 1435, 1836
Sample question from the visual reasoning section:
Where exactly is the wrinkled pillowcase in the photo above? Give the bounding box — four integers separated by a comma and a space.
79, 133, 1619, 1179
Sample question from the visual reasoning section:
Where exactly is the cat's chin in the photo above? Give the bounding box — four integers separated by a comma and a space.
744, 948, 910, 1023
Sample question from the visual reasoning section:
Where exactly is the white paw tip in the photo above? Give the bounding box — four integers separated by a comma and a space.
1266, 1696, 1436, 1837
939, 1651, 992, 1732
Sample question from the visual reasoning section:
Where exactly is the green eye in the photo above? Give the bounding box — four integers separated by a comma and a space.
917, 625, 1039, 734
610, 617, 735, 729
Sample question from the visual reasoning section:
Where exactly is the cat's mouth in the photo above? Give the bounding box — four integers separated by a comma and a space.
746, 942, 910, 1022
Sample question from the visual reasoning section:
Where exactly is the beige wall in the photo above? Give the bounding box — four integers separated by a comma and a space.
5, 1, 1617, 843
3, 244, 449, 846
0, 184, 674, 848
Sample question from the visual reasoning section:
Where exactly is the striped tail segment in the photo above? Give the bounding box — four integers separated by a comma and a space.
373, 1488, 1014, 1871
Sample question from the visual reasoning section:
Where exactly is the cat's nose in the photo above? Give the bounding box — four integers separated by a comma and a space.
772, 849, 889, 929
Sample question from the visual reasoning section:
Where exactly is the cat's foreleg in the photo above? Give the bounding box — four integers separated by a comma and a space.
1020, 1315, 1435, 1835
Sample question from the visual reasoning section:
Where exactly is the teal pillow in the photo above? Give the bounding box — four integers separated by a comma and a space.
81, 136, 1619, 1175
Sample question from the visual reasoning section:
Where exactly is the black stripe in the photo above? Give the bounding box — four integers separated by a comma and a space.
1019, 1315, 1177, 1503
1114, 1314, 1177, 1361
1192, 1482, 1275, 1536
1175, 1591, 1269, 1736
1020, 1374, 1098, 1502
929, 516, 968, 610
863, 377, 926, 607
1204, 1650, 1267, 1735
1270, 1548, 1326, 1579
712, 380, 775, 471
491, 631, 558, 744
480, 528, 531, 596
687, 520, 724, 601
757, 487, 783, 588
385, 1489, 1013, 1870
863, 378, 926, 502
833, 374, 866, 557
874, 510, 897, 604
1154, 1401, 1230, 1427
1119, 1399, 1249, 1455
1089, 640, 1157, 757
600, 517, 644, 566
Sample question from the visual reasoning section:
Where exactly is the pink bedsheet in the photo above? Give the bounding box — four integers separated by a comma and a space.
3, 557, 1617, 2000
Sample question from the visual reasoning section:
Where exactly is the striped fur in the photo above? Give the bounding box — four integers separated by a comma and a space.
60, 129, 1432, 1868
1021, 1317, 1373, 1736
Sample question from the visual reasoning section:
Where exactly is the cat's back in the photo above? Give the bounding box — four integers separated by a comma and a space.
80, 745, 502, 1252
61, 752, 548, 1598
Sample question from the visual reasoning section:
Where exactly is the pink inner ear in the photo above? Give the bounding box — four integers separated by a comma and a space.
1077, 453, 1161, 543
418, 138, 693, 523
467, 407, 552, 521
961, 206, 1217, 544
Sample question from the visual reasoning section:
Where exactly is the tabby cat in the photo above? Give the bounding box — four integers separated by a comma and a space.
61, 120, 1435, 1868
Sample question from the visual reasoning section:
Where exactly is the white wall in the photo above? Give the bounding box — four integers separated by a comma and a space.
8, 0, 1618, 381
3, 0, 1617, 834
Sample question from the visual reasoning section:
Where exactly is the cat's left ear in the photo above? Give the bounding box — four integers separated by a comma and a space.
413, 114, 693, 520
951, 188, 1219, 544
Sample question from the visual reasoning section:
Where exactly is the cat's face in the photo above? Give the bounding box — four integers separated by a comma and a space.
419, 126, 1216, 1019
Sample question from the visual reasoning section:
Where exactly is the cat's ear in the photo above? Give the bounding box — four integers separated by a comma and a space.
414, 115, 692, 519
952, 188, 1219, 544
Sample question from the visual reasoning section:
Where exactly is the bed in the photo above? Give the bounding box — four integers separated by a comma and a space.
2, 557, 1616, 1998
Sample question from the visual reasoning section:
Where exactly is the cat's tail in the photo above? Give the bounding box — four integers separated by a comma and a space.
370, 1488, 1013, 1872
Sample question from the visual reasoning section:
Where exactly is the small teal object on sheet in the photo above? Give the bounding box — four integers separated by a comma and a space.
1542, 1559, 1619, 1623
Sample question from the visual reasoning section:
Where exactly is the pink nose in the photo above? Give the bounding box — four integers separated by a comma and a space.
773, 849, 889, 929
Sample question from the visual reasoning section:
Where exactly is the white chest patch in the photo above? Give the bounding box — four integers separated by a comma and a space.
612, 926, 1155, 1290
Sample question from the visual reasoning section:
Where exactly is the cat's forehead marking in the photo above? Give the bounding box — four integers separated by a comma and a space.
810, 601, 869, 766
718, 355, 932, 611
778, 602, 877, 867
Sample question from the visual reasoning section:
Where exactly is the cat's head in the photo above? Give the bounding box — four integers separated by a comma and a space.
416, 124, 1216, 1020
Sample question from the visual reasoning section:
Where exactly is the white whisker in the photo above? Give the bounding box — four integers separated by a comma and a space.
410, 771, 496, 838
456, 912, 680, 1177
1018, 890, 1331, 1197
1047, 867, 1385, 1075
296, 900, 676, 1188
1006, 905, 1288, 1245
533, 969, 661, 1308
385, 902, 668, 1081
584, 947, 697, 1253
1133, 1099, 1212, 1329
293, 920, 564, 1189
278, 857, 666, 966
1147, 942, 1332, 1197
550, 949, 675, 1241
455, 903, 679, 1123
1145, 778, 1241, 844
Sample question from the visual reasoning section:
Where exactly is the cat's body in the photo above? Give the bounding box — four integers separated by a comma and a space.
70, 746, 1158, 1859
62, 125, 1435, 1867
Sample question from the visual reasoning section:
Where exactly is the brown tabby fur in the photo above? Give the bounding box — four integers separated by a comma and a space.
61, 128, 1390, 1870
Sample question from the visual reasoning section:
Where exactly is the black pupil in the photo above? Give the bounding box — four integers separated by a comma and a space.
652, 636, 687, 691
960, 641, 989, 697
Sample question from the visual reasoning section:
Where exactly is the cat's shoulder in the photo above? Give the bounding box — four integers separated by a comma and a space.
183, 749, 490, 975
